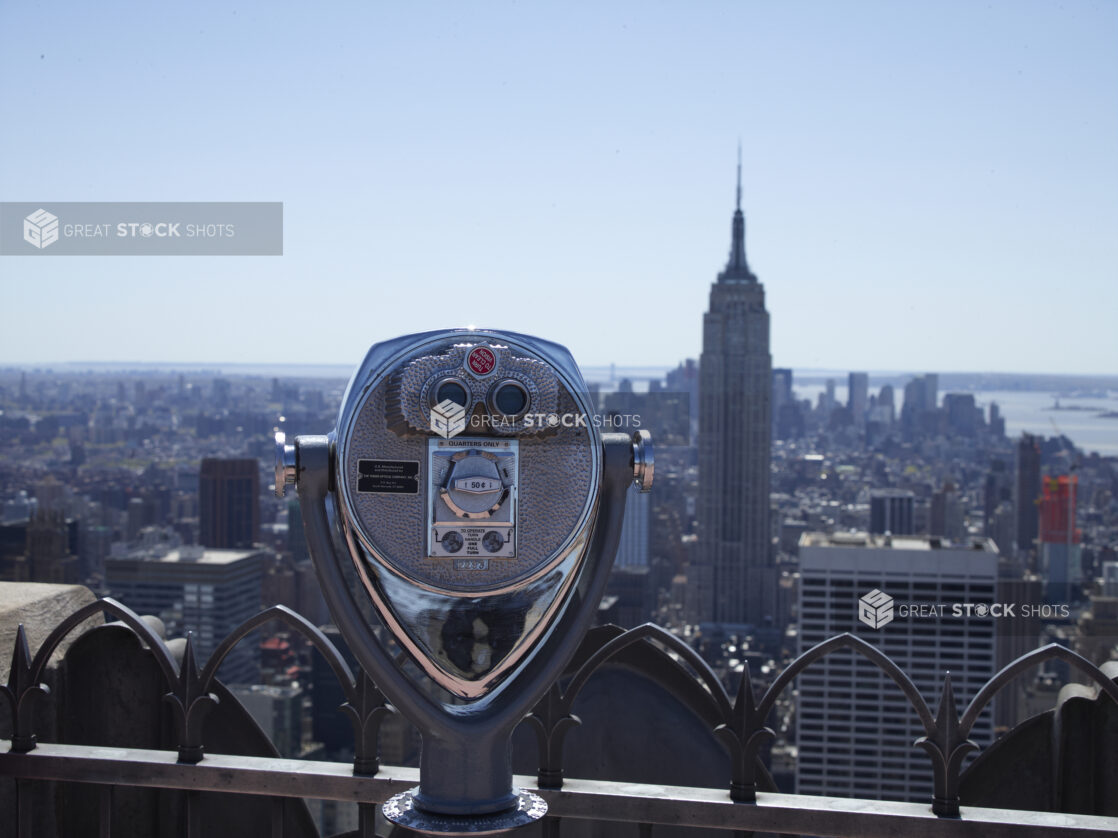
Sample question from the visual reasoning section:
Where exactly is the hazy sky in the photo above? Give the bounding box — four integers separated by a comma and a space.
1, 1, 1116, 375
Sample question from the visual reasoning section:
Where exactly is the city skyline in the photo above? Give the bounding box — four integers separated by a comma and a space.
1, 2, 1116, 375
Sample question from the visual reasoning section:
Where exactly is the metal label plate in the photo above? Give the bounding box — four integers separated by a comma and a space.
357, 459, 420, 494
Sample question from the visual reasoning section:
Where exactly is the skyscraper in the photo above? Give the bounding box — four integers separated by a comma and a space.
930, 482, 965, 540
1038, 474, 1081, 604
772, 368, 794, 421
697, 155, 773, 627
900, 373, 939, 437
773, 368, 804, 441
1015, 434, 1042, 556
199, 458, 260, 549
23, 509, 79, 584
847, 372, 868, 428
615, 484, 651, 569
797, 532, 997, 801
869, 489, 915, 536
875, 384, 895, 424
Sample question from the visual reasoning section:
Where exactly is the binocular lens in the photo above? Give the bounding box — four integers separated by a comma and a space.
436, 381, 470, 407
493, 382, 528, 417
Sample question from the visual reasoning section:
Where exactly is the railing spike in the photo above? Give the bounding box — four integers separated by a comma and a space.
714, 660, 776, 804
3, 623, 48, 753
937, 672, 959, 728
8, 624, 32, 683
341, 668, 395, 776
163, 630, 218, 765
917, 669, 977, 818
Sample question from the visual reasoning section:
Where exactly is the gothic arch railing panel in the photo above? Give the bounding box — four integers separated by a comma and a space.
2, 597, 177, 753
756, 632, 935, 733
188, 604, 394, 771
561, 623, 734, 719
6, 599, 1118, 823
526, 622, 736, 792
959, 643, 1118, 737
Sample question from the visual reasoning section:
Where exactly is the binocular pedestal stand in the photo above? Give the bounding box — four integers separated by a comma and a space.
291, 431, 649, 835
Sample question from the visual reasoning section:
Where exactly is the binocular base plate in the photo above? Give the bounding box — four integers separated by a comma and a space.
382, 787, 547, 835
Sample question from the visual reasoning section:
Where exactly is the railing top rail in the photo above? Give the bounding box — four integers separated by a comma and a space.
3, 741, 1117, 838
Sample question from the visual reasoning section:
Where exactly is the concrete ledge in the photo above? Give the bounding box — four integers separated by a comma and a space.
0, 582, 99, 675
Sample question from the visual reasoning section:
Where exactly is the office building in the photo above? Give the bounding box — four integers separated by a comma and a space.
797, 532, 997, 801
944, 393, 982, 437
1015, 434, 1042, 556
200, 458, 260, 549
994, 570, 1044, 730
1038, 474, 1082, 604
615, 484, 651, 568
988, 402, 1006, 438
930, 482, 965, 541
848, 372, 868, 427
900, 374, 939, 436
665, 358, 699, 436
1104, 561, 1118, 598
867, 384, 895, 428
697, 156, 773, 626
772, 368, 794, 421
983, 459, 1012, 539
869, 489, 915, 536
106, 544, 268, 684
773, 368, 805, 440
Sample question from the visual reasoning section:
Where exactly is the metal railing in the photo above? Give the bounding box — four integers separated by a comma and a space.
3, 597, 1118, 838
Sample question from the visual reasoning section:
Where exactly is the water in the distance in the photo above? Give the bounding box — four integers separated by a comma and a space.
793, 383, 1117, 457
974, 390, 1117, 457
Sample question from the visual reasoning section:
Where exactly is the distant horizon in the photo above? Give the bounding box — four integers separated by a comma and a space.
4, 359, 1118, 388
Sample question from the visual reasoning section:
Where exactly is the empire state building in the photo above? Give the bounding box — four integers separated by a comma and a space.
697, 159, 774, 627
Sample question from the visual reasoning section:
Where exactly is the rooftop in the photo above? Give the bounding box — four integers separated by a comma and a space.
800, 531, 998, 553
106, 545, 265, 565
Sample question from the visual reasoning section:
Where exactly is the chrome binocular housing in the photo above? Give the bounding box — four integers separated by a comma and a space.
278, 328, 652, 834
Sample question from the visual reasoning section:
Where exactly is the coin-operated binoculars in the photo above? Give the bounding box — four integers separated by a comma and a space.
276, 329, 652, 835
